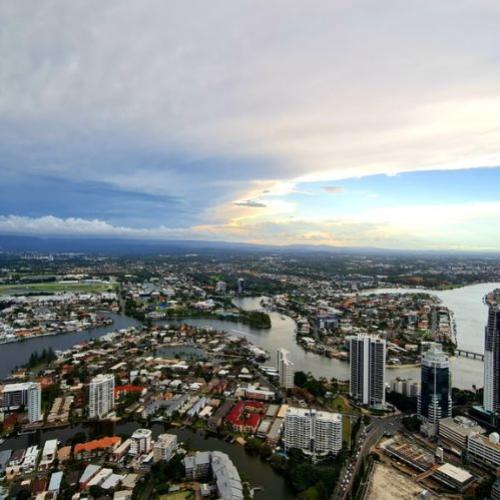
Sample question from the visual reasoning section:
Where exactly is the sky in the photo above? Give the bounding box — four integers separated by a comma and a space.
1, 1, 500, 250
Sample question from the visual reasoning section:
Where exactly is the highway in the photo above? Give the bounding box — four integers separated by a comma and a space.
332, 415, 404, 500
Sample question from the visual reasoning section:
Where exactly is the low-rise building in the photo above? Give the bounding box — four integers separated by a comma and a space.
183, 451, 243, 500
0, 450, 12, 475
212, 451, 243, 500
467, 432, 500, 470
20, 445, 39, 472
266, 418, 283, 445
113, 439, 132, 460
39, 439, 58, 470
245, 386, 275, 401
208, 400, 233, 430
491, 477, 500, 500
48, 471, 63, 497
225, 401, 264, 433
439, 416, 484, 451
79, 464, 102, 489
432, 463, 474, 492
74, 436, 122, 458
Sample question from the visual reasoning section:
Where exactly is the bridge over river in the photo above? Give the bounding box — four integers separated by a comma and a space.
456, 349, 484, 361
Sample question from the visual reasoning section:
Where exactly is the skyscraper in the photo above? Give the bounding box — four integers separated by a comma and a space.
418, 343, 452, 425
284, 407, 342, 457
484, 290, 500, 413
27, 382, 42, 423
348, 334, 386, 407
89, 373, 115, 418
277, 348, 294, 389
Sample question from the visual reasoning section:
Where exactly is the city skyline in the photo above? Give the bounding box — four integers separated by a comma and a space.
2, 2, 500, 250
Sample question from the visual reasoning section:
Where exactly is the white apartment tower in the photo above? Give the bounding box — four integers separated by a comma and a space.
348, 334, 386, 407
153, 433, 178, 462
130, 428, 153, 456
284, 407, 342, 457
27, 382, 42, 423
88, 374, 115, 418
277, 348, 295, 389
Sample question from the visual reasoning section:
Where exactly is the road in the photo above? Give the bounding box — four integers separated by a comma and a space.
332, 415, 404, 500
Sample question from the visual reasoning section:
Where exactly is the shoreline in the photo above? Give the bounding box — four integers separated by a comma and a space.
387, 363, 420, 369
0, 318, 114, 345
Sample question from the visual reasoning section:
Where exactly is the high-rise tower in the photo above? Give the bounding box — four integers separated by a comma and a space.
277, 348, 294, 389
484, 290, 500, 413
27, 382, 42, 423
418, 343, 452, 425
348, 334, 386, 406
89, 373, 115, 418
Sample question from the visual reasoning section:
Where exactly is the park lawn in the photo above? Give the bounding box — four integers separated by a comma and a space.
0, 281, 116, 295
331, 395, 350, 413
342, 415, 351, 443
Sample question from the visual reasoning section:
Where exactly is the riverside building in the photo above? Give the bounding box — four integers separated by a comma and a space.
418, 344, 452, 435
277, 348, 294, 389
348, 334, 386, 407
283, 407, 342, 458
483, 290, 500, 413
88, 374, 115, 419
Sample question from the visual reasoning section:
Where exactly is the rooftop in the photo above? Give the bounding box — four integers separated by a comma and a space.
285, 407, 342, 422
440, 416, 484, 435
435, 463, 473, 484
75, 436, 121, 454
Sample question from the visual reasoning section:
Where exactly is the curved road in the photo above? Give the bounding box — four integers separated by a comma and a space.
332, 415, 404, 500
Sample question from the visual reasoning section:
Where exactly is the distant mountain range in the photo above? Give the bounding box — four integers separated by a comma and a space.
0, 233, 497, 256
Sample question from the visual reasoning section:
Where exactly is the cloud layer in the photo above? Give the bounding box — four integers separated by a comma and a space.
3, 196, 500, 250
1, 1, 500, 248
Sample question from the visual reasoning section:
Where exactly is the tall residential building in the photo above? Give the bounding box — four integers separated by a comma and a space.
348, 334, 386, 407
277, 348, 294, 389
418, 344, 452, 425
283, 407, 342, 457
0, 382, 33, 410
0, 382, 42, 423
153, 434, 178, 463
237, 278, 244, 294
484, 290, 500, 413
27, 382, 42, 423
130, 428, 152, 456
88, 374, 115, 419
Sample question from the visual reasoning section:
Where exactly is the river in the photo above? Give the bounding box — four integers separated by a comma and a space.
362, 282, 500, 353
0, 421, 293, 499
0, 284, 495, 497
167, 285, 499, 391
0, 312, 140, 379
3, 283, 494, 387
